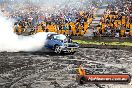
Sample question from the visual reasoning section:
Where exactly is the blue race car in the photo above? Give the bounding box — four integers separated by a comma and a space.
45, 33, 79, 54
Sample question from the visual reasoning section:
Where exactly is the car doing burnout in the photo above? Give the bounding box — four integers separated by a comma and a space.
44, 33, 79, 54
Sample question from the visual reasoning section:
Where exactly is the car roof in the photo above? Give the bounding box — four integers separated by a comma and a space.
47, 32, 57, 36
48, 33, 58, 37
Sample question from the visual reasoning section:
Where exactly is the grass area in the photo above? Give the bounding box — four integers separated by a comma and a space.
73, 40, 132, 46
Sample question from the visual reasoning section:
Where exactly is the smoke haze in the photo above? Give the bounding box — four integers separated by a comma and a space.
0, 12, 48, 52
0, 0, 100, 52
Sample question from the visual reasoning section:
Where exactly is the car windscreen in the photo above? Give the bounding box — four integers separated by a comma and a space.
53, 34, 67, 40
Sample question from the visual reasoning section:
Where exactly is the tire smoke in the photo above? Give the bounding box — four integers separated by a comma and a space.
0, 12, 48, 52
0, 0, 95, 52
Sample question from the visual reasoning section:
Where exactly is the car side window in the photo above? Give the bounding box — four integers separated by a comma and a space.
47, 35, 53, 40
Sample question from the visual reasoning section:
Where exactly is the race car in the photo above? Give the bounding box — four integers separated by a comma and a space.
44, 33, 79, 54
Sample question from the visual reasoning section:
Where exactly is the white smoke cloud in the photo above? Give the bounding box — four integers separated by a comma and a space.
0, 0, 99, 52
0, 0, 84, 52
0, 12, 48, 52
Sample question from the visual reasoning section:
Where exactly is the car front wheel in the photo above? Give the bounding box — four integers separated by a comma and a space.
54, 45, 62, 54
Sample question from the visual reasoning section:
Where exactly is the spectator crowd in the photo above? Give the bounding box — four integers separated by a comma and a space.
94, 0, 132, 38
1, 0, 132, 38
0, 1, 97, 36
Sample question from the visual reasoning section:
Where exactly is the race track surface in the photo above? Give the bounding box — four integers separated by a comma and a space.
0, 48, 132, 88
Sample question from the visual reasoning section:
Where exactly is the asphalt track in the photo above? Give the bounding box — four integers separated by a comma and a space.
0, 48, 132, 88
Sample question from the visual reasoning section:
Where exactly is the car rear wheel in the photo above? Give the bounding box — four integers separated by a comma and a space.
54, 45, 62, 54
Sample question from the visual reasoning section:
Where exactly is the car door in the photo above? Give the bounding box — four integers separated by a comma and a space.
46, 35, 62, 49
45, 34, 63, 49
45, 36, 54, 49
